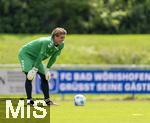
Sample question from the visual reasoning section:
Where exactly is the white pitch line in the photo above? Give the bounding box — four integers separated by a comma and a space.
132, 113, 143, 116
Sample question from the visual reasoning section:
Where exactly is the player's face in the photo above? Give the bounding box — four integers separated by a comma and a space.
54, 34, 65, 45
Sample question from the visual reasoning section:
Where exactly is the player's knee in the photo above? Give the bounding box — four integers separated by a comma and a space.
26, 78, 32, 83
38, 72, 47, 81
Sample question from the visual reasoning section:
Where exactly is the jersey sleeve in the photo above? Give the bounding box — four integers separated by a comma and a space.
33, 42, 46, 68
46, 50, 62, 68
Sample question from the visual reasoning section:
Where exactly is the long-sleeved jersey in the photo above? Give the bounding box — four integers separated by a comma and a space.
18, 36, 64, 74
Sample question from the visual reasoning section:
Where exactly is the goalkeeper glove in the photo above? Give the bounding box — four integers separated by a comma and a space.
27, 67, 38, 80
45, 68, 51, 81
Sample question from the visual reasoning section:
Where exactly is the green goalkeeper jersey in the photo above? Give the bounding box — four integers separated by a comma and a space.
18, 36, 64, 74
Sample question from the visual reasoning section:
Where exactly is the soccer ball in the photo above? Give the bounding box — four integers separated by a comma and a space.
74, 94, 86, 106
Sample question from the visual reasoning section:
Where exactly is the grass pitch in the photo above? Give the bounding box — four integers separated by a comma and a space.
0, 34, 150, 64
51, 101, 150, 123
0, 95, 150, 123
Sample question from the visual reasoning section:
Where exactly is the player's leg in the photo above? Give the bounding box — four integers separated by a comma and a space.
38, 72, 58, 105
24, 72, 34, 105
37, 72, 51, 104
38, 64, 56, 105
37, 63, 50, 99
18, 53, 34, 105
38, 72, 49, 98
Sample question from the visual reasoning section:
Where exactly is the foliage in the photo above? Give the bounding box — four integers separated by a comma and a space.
0, 0, 149, 33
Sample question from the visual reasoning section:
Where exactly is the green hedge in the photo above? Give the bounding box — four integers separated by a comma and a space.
0, 0, 149, 33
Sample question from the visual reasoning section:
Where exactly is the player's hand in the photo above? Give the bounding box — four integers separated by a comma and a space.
45, 69, 51, 81
27, 67, 38, 80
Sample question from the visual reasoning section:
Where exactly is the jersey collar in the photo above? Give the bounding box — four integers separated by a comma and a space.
50, 36, 63, 50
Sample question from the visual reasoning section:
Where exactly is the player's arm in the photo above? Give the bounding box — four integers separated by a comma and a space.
47, 43, 64, 69
47, 50, 61, 68
27, 43, 45, 80
45, 49, 62, 80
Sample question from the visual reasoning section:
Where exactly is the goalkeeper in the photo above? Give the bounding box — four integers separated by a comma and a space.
18, 27, 67, 105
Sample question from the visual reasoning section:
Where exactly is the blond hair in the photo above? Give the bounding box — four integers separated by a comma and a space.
51, 27, 67, 38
